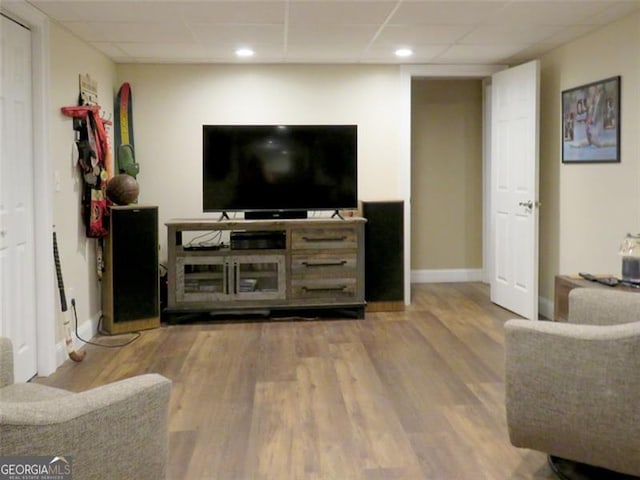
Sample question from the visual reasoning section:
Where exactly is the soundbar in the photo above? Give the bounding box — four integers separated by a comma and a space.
245, 210, 308, 220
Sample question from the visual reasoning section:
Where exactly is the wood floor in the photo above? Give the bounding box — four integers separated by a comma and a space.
36, 283, 556, 480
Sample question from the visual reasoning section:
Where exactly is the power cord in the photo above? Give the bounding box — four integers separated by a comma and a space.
71, 298, 140, 348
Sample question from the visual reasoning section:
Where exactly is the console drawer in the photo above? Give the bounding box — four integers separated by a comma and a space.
291, 277, 357, 300
291, 253, 357, 275
291, 227, 357, 250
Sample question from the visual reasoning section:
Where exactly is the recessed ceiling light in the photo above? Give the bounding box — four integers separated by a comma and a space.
395, 48, 413, 58
235, 48, 255, 58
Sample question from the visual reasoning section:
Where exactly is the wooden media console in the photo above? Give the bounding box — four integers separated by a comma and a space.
165, 217, 366, 322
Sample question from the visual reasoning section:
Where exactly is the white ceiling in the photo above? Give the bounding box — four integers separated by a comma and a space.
23, 0, 640, 65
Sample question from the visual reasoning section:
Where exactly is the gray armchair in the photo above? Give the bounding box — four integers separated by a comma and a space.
0, 337, 171, 480
505, 288, 640, 478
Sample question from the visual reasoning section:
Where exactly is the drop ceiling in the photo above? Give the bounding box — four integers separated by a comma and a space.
23, 0, 640, 65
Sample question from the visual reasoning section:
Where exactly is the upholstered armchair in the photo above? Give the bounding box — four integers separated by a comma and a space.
504, 288, 640, 478
0, 337, 171, 479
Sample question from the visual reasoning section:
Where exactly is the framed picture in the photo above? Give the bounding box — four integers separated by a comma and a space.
561, 76, 620, 163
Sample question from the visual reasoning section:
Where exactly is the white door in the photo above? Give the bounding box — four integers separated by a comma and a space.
0, 14, 38, 381
490, 60, 540, 320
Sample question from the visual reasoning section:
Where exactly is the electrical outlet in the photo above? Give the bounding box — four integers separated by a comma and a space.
67, 287, 75, 303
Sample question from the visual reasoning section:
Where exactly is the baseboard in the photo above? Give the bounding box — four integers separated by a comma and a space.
54, 313, 100, 367
539, 296, 554, 320
411, 268, 484, 283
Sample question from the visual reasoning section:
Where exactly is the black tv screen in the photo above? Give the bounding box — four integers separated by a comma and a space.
202, 125, 357, 215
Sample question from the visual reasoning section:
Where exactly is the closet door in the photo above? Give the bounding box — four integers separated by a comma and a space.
0, 14, 37, 381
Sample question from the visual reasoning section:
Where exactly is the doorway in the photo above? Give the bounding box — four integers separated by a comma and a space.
410, 78, 484, 284
400, 63, 539, 320
399, 65, 502, 305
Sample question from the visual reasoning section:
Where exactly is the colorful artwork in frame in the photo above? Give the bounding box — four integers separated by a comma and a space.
562, 76, 620, 163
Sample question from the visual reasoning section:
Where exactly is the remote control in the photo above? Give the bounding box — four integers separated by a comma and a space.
596, 277, 619, 287
579, 272, 597, 281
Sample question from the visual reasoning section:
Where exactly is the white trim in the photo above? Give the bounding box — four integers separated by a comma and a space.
538, 296, 554, 321
54, 315, 98, 366
411, 269, 484, 283
482, 81, 492, 284
2, 2, 56, 376
399, 64, 506, 305
399, 69, 412, 305
400, 65, 507, 78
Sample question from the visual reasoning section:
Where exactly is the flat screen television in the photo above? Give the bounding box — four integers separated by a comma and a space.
202, 125, 357, 218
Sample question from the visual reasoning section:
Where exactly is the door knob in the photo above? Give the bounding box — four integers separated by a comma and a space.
518, 200, 533, 209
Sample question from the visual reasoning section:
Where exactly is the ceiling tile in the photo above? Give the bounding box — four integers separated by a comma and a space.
190, 23, 284, 45
582, 1, 640, 24
542, 25, 602, 45
435, 44, 527, 63
485, 1, 611, 26
285, 44, 367, 62
288, 1, 396, 25
90, 42, 132, 60
178, 1, 286, 24
61, 21, 193, 43
115, 42, 207, 60
30, 1, 181, 22
503, 43, 560, 65
203, 43, 285, 62
374, 25, 472, 45
364, 44, 450, 63
287, 24, 379, 44
460, 25, 564, 44
390, 1, 509, 25
20, 0, 640, 64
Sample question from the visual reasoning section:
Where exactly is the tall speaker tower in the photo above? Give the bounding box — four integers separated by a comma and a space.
102, 205, 160, 334
362, 201, 405, 311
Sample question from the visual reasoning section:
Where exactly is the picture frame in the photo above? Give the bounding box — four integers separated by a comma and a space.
561, 76, 620, 164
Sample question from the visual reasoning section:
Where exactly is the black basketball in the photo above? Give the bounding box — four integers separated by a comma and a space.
106, 174, 139, 205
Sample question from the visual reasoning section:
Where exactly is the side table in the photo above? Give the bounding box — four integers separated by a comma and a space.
554, 275, 640, 321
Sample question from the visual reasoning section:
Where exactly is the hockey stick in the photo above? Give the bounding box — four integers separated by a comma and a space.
52, 229, 86, 362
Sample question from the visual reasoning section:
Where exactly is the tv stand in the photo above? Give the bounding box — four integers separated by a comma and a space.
331, 209, 345, 220
164, 217, 366, 322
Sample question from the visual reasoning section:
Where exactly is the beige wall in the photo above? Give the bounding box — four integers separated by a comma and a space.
410, 79, 483, 270
44, 9, 640, 343
538, 11, 640, 302
49, 23, 117, 340
115, 64, 404, 261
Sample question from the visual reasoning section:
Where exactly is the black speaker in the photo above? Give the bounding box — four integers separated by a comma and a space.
102, 205, 160, 333
363, 201, 404, 310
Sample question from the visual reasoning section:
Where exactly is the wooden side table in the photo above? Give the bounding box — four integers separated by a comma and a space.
554, 275, 640, 321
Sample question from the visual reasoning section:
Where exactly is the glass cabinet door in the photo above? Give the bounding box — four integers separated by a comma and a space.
233, 255, 286, 300
176, 256, 227, 302
176, 254, 285, 303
